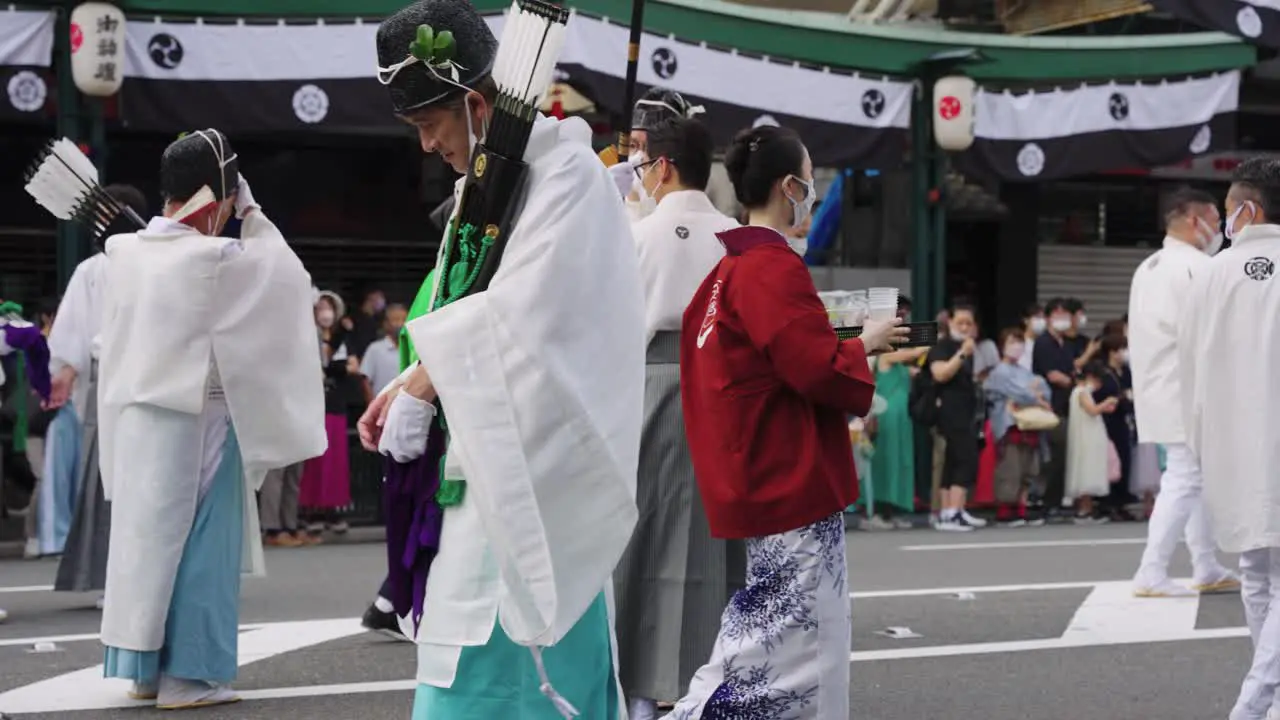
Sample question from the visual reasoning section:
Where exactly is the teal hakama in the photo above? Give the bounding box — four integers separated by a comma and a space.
412, 593, 618, 720
103, 426, 243, 685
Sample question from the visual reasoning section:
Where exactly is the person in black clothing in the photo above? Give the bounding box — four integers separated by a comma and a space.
1064, 297, 1102, 369
927, 305, 986, 532
1033, 298, 1084, 515
1095, 333, 1138, 521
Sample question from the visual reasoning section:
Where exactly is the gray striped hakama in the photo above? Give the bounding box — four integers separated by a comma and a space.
613, 331, 747, 704
55, 364, 110, 592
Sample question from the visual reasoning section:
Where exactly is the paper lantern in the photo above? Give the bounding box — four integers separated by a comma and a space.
69, 3, 126, 97
933, 75, 976, 152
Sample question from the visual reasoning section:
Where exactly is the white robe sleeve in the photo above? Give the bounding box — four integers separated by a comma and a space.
47, 258, 96, 375
212, 210, 328, 488
407, 139, 646, 647
1177, 265, 1211, 459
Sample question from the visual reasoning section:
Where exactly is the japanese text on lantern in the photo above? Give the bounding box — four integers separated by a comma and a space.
93, 14, 120, 84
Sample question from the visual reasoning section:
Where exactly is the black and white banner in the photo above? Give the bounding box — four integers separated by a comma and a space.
956, 72, 1239, 182
0, 9, 54, 122
1150, 0, 1280, 48
120, 12, 910, 167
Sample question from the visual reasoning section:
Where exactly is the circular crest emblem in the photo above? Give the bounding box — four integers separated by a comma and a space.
651, 48, 678, 80
861, 89, 886, 119
1238, 6, 1264, 39
938, 95, 962, 121
675, 226, 690, 239
292, 84, 329, 124
147, 33, 184, 69
473, 152, 488, 178
1016, 142, 1045, 177
1108, 92, 1129, 121
1189, 124, 1212, 155
7, 70, 46, 113
1245, 257, 1275, 281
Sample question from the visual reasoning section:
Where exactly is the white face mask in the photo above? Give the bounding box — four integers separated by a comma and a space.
1119, 349, 1130, 364
787, 236, 808, 257
626, 152, 656, 219
1076, 313, 1088, 330
317, 309, 335, 328
784, 174, 817, 230
1226, 201, 1255, 242
950, 329, 969, 343
1195, 216, 1225, 255
1005, 342, 1025, 361
1050, 317, 1072, 333
1029, 317, 1047, 335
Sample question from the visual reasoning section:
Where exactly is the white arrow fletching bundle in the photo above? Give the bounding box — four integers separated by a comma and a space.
24, 137, 145, 241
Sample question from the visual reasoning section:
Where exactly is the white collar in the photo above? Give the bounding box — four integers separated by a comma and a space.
1232, 223, 1280, 247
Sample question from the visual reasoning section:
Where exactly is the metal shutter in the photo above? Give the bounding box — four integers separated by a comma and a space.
1036, 244, 1153, 325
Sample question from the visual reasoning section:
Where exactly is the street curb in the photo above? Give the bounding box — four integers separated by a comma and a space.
0, 525, 387, 561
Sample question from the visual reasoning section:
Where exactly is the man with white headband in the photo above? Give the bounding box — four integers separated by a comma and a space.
1181, 158, 1280, 720
1127, 185, 1239, 598
364, 1, 645, 717
611, 87, 738, 221
96, 129, 325, 709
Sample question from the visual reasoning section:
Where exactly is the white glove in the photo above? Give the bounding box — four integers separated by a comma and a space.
377, 392, 437, 463
607, 161, 634, 199
234, 174, 259, 219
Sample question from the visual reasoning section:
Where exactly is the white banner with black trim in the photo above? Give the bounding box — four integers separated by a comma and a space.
1150, 0, 1280, 48
120, 12, 910, 166
0, 9, 55, 122
955, 72, 1240, 182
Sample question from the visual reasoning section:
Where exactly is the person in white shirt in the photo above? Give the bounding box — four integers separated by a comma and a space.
1018, 303, 1044, 372
612, 116, 744, 720
1181, 158, 1280, 720
1128, 186, 1238, 598
359, 303, 407, 401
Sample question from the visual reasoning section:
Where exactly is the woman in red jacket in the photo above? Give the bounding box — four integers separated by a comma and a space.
672, 125, 906, 719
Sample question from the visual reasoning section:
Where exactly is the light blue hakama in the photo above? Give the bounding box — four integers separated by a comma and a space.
103, 426, 243, 685
412, 593, 619, 720
38, 403, 81, 555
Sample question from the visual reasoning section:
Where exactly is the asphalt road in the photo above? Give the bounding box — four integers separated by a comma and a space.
0, 523, 1256, 719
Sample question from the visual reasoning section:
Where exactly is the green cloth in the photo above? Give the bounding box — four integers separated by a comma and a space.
411, 593, 618, 719
400, 268, 439, 372
868, 361, 916, 513
11, 354, 27, 453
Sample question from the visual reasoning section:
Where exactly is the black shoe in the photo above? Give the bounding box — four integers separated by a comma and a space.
361, 604, 409, 642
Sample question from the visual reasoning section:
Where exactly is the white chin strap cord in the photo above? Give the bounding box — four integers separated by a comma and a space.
190, 129, 239, 233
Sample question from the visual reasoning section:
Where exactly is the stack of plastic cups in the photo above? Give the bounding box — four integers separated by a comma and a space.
867, 287, 899, 321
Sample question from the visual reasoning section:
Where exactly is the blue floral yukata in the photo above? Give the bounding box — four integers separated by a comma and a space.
670, 512, 850, 719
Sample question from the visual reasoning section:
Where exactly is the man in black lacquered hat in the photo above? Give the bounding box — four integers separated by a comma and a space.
359, 1, 647, 717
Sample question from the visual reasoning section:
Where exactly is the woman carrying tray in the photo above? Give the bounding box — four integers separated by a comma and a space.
674, 124, 906, 718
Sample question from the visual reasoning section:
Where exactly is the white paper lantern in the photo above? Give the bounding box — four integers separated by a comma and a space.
933, 75, 976, 152
69, 3, 126, 97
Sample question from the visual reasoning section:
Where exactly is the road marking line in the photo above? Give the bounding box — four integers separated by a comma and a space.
238, 679, 417, 701
1063, 581, 1200, 641
0, 585, 53, 595
851, 580, 1105, 599
849, 626, 1248, 662
0, 619, 368, 714
899, 538, 1149, 552
0, 617, 357, 649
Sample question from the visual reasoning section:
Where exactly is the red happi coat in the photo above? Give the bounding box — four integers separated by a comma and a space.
680, 225, 877, 540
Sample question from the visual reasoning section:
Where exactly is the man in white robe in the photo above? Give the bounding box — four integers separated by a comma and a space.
365, 2, 644, 717
1181, 158, 1280, 720
612, 116, 743, 720
1127, 186, 1238, 598
97, 130, 325, 709
46, 185, 149, 601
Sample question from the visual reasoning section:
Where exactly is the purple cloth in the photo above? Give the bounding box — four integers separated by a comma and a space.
382, 420, 448, 632
2, 323, 51, 400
